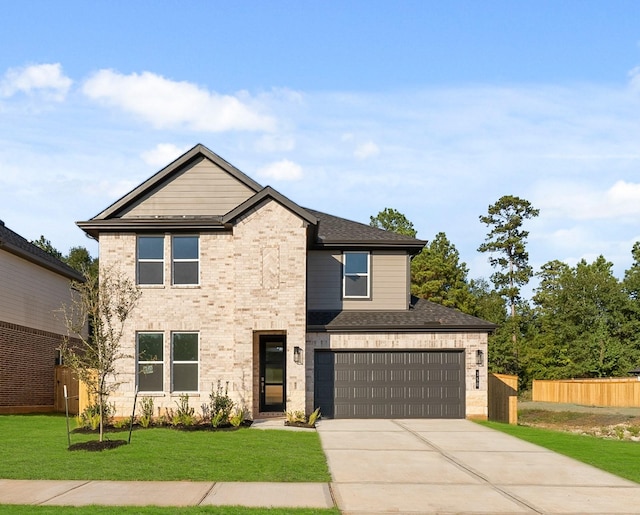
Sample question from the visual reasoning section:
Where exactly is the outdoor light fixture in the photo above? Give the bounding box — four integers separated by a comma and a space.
294, 346, 303, 365
476, 349, 484, 366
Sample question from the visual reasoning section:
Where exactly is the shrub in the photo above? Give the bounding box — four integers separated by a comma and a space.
209, 381, 234, 427
76, 403, 114, 430
138, 397, 154, 428
229, 408, 245, 427
172, 394, 196, 426
308, 407, 321, 426
286, 410, 306, 424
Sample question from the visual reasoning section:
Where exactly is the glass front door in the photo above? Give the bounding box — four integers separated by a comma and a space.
259, 335, 286, 412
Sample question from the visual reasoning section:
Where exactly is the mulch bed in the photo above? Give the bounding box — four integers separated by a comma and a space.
68, 439, 128, 452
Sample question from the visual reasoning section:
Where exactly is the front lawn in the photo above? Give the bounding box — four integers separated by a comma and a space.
0, 415, 330, 482
481, 420, 640, 483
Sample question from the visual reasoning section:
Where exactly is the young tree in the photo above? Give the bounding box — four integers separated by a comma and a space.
369, 208, 417, 237
60, 267, 141, 442
478, 195, 539, 372
411, 232, 475, 313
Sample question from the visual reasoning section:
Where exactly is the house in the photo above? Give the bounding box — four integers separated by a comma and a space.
77, 144, 495, 420
0, 221, 85, 413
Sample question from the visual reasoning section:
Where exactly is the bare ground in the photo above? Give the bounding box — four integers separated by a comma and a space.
518, 401, 640, 441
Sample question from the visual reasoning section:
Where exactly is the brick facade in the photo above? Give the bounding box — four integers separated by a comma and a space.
99, 199, 308, 418
0, 320, 62, 413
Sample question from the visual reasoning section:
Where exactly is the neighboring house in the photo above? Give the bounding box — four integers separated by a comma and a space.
0, 221, 84, 413
78, 144, 495, 420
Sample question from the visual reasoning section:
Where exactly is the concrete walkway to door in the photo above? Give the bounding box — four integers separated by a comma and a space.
316, 418, 640, 514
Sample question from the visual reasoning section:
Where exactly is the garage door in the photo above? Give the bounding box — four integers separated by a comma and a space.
314, 350, 465, 419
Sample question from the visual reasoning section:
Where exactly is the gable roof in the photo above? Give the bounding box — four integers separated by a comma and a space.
223, 187, 318, 226
0, 221, 85, 282
77, 144, 427, 252
306, 209, 426, 253
91, 144, 263, 221
307, 296, 496, 333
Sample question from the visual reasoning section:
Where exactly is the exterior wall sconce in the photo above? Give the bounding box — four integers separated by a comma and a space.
294, 346, 303, 365
476, 349, 484, 366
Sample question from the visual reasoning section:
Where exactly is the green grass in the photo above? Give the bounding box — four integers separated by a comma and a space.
0, 507, 339, 515
0, 415, 330, 482
480, 420, 640, 483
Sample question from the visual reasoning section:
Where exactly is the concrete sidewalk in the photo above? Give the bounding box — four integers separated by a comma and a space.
0, 479, 334, 508
317, 418, 640, 514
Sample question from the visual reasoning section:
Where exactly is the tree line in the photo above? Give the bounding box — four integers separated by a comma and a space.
371, 201, 640, 388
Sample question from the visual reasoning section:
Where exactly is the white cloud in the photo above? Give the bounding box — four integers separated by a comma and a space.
535, 180, 640, 222
354, 141, 380, 160
256, 159, 303, 181
82, 69, 275, 132
141, 143, 190, 167
0, 63, 72, 101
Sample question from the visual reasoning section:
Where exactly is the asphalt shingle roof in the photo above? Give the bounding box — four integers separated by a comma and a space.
307, 296, 496, 332
305, 209, 426, 247
0, 220, 84, 281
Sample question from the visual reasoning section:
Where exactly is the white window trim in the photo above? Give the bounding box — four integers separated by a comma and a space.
137, 235, 165, 286
171, 331, 199, 393
172, 235, 200, 286
137, 332, 164, 393
343, 251, 371, 299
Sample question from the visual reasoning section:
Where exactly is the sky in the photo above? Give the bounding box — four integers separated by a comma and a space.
2, 1, 640, 298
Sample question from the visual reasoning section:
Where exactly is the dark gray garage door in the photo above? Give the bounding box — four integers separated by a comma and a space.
314, 350, 465, 419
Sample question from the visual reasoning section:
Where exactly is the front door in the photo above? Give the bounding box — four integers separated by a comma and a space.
259, 335, 286, 412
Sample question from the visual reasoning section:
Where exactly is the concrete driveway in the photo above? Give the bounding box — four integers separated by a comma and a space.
317, 418, 640, 514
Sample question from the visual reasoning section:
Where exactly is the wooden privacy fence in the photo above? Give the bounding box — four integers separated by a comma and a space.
488, 373, 518, 424
532, 377, 640, 407
54, 366, 92, 415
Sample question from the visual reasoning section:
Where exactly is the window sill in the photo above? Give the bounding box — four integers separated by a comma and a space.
170, 393, 200, 397
138, 285, 166, 289
171, 285, 201, 289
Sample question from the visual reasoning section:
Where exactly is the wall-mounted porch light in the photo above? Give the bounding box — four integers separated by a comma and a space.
476, 349, 484, 366
294, 346, 303, 365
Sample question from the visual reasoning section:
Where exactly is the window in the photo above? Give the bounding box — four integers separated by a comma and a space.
137, 333, 164, 392
343, 251, 370, 298
172, 332, 199, 392
137, 236, 164, 285
172, 236, 199, 285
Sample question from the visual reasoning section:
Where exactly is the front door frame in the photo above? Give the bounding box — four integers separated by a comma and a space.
257, 333, 287, 413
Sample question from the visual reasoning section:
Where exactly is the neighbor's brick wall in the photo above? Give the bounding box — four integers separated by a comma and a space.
99, 199, 308, 417
305, 331, 489, 419
0, 320, 63, 412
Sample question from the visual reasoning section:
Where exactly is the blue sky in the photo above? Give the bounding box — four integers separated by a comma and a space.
3, 1, 640, 295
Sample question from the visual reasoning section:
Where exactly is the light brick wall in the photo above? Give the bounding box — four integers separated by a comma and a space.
99, 199, 308, 418
305, 331, 488, 419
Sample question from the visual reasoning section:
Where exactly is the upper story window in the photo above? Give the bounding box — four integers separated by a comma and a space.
172, 236, 199, 285
343, 251, 370, 298
137, 236, 164, 285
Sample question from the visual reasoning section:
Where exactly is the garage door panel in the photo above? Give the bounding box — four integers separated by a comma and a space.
315, 350, 465, 419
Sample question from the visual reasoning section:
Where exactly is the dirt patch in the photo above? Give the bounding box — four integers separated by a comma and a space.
519, 402, 640, 441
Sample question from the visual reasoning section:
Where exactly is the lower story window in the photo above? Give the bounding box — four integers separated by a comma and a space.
137, 332, 164, 392
172, 332, 199, 392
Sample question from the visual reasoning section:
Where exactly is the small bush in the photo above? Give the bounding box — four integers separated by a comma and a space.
209, 380, 234, 427
286, 410, 306, 424
308, 407, 321, 426
76, 403, 113, 430
172, 394, 196, 426
229, 408, 245, 427
138, 397, 154, 428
